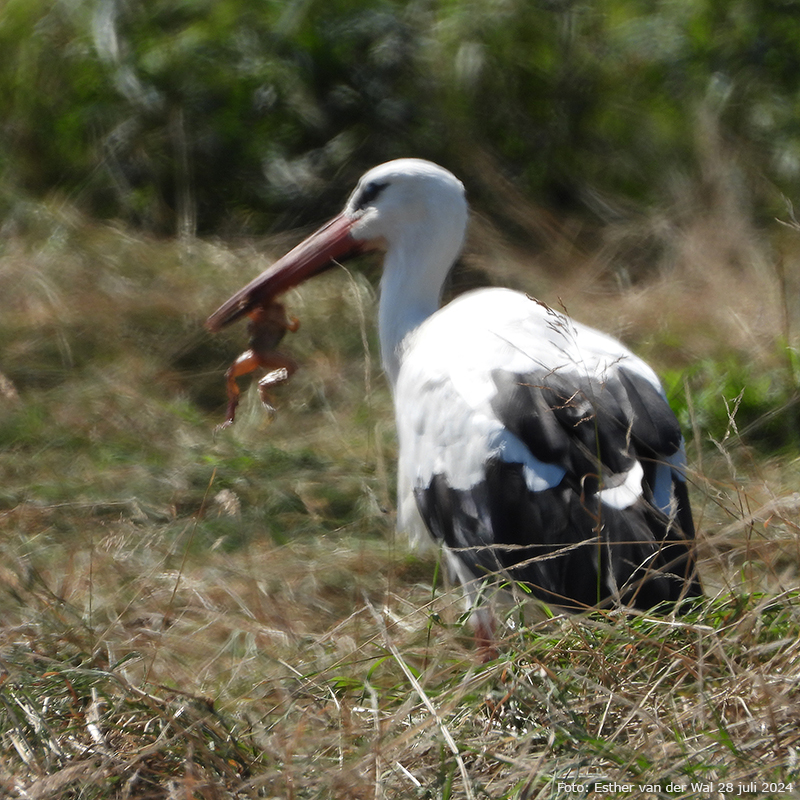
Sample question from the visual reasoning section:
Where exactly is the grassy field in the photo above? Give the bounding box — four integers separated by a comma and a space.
1, 195, 800, 799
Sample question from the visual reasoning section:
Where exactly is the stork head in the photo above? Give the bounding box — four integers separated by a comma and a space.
344, 158, 468, 264
206, 159, 468, 332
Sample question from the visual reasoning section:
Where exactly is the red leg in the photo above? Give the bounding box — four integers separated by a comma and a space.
473, 608, 498, 663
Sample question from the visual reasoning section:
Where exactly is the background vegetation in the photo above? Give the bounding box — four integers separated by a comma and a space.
2, 0, 800, 797
4, 0, 800, 234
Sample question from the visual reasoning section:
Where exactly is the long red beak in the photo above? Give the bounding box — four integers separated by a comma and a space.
206, 213, 364, 332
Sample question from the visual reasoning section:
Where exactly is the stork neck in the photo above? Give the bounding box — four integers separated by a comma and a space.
377, 246, 447, 389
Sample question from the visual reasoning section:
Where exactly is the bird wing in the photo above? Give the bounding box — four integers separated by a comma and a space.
394, 288, 699, 609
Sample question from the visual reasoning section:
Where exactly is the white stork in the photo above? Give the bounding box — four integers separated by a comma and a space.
207, 158, 702, 645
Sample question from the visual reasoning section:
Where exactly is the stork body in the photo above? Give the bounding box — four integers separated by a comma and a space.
394, 287, 698, 612
207, 159, 701, 629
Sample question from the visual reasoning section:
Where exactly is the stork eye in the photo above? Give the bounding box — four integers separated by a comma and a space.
356, 180, 388, 209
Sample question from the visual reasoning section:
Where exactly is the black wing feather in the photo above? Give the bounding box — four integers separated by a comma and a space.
416, 365, 701, 610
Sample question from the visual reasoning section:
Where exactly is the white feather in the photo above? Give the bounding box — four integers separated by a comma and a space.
393, 287, 670, 530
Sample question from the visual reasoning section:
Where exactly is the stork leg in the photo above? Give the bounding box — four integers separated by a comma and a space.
473, 606, 499, 663
443, 549, 500, 661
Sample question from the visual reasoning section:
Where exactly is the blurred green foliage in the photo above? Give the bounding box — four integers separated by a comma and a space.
3, 0, 800, 235
663, 353, 800, 453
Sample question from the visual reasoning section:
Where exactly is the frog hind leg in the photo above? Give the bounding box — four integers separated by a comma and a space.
256, 354, 298, 420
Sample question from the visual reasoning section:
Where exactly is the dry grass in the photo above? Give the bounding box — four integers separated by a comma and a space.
1, 196, 800, 798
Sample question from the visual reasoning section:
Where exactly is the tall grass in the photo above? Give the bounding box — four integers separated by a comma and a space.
1, 194, 799, 798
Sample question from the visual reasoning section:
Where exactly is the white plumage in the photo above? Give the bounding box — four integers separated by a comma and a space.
394, 287, 671, 512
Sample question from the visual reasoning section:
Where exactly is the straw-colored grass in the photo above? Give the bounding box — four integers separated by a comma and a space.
1, 197, 799, 798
